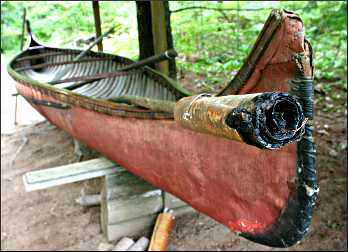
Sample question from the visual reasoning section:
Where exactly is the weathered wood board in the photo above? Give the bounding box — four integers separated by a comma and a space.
23, 157, 119, 191
101, 172, 195, 241
22, 156, 195, 242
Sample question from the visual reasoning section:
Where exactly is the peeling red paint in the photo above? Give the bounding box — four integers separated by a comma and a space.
228, 219, 268, 234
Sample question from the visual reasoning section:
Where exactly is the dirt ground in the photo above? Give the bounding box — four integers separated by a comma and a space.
1, 54, 347, 250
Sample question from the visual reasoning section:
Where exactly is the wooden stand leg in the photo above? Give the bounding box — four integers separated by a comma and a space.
101, 171, 195, 242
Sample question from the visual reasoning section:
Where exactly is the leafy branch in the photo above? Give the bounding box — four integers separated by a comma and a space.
170, 6, 272, 14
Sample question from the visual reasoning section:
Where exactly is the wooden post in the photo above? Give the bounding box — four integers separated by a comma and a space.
136, 1, 176, 79
20, 8, 26, 51
150, 1, 169, 76
14, 94, 18, 125
163, 1, 177, 80
136, 2, 155, 64
92, 0, 103, 52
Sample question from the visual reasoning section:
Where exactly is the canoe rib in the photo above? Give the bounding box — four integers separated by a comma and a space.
7, 9, 318, 248
10, 47, 190, 108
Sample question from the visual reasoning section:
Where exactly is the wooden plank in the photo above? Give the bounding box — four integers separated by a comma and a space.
103, 173, 163, 225
171, 205, 196, 217
105, 172, 157, 201
100, 173, 196, 242
101, 175, 195, 225
163, 192, 188, 209
23, 157, 121, 192
106, 215, 157, 242
105, 206, 194, 242
107, 189, 163, 224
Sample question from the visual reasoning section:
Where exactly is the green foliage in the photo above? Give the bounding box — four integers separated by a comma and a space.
1, 1, 138, 58
170, 1, 347, 83
1, 2, 94, 51
1, 1, 347, 84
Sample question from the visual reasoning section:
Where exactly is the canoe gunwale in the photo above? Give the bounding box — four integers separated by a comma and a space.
15, 57, 112, 72
12, 77, 175, 119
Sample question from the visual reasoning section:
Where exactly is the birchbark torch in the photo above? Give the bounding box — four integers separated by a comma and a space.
174, 92, 306, 149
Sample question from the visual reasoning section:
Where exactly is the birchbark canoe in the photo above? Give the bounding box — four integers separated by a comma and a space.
7, 9, 318, 247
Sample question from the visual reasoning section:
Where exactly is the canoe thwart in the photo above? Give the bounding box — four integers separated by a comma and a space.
49, 70, 142, 85
119, 49, 177, 72
109, 96, 175, 113
46, 49, 177, 87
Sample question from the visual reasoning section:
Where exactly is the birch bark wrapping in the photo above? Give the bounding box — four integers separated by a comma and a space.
174, 92, 305, 149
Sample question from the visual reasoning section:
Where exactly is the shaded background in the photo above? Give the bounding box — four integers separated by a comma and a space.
1, 1, 347, 84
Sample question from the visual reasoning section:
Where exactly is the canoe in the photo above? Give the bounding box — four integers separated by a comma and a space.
7, 9, 318, 247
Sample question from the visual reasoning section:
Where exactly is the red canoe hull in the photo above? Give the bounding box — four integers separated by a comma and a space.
16, 81, 296, 235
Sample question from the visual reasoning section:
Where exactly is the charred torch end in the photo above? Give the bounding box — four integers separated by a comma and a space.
226, 92, 306, 149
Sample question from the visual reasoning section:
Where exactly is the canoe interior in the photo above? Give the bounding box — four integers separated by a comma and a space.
11, 47, 186, 103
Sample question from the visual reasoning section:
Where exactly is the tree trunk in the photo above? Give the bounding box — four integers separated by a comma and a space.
136, 1, 155, 68
136, 1, 176, 79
